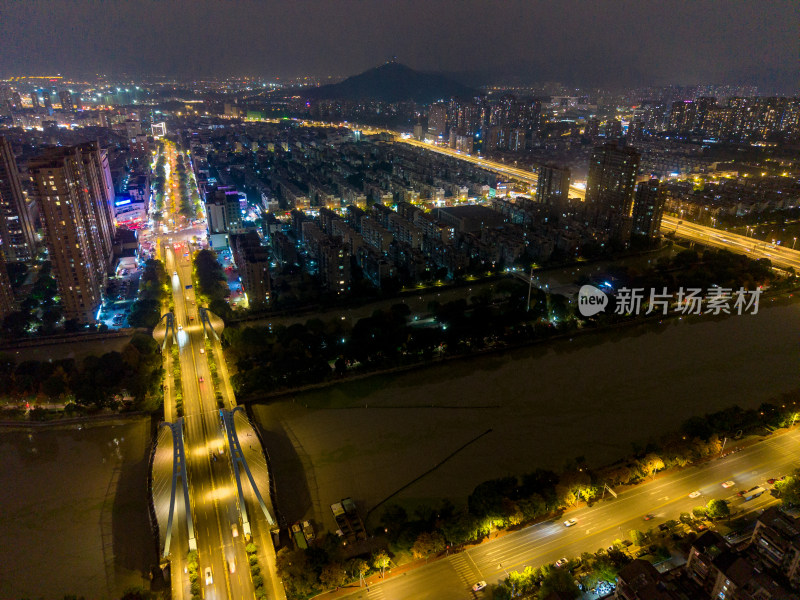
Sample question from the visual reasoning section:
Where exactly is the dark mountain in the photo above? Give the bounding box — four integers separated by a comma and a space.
299, 62, 477, 104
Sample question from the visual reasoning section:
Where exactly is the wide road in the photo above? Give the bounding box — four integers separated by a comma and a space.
169, 245, 254, 599
156, 140, 285, 600
341, 426, 800, 599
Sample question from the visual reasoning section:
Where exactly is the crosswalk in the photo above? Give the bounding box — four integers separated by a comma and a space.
349, 584, 385, 599
449, 553, 481, 587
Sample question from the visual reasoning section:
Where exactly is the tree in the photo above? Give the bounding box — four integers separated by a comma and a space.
371, 550, 390, 578
119, 588, 155, 600
411, 531, 446, 559
775, 472, 800, 506
380, 504, 408, 537
641, 454, 665, 480
538, 565, 580, 599
42, 366, 69, 399
468, 476, 518, 518
346, 558, 369, 580
319, 562, 347, 590
706, 499, 730, 520
629, 529, 646, 545
3, 310, 30, 338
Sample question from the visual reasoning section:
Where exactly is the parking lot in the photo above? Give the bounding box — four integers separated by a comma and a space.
98, 267, 142, 329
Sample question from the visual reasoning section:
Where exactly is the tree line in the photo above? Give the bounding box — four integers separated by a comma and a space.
0, 333, 164, 414
221, 248, 782, 400
128, 259, 169, 329
193, 248, 233, 320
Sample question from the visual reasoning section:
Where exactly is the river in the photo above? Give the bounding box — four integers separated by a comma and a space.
252, 299, 800, 534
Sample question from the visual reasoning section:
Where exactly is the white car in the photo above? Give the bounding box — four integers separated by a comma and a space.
689, 491, 702, 498
177, 324, 183, 331
721, 480, 735, 488
229, 559, 235, 573
472, 581, 487, 591
564, 518, 577, 527
554, 557, 569, 568
231, 524, 239, 538
199, 348, 205, 354
205, 567, 213, 585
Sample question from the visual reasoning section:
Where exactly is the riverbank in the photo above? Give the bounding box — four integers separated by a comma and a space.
239, 287, 800, 405
252, 298, 800, 536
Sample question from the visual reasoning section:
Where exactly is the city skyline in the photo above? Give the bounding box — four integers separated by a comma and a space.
2, 3, 800, 599
0, 0, 797, 92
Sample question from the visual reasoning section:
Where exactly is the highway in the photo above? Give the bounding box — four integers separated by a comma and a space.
661, 215, 800, 270
340, 427, 800, 599
154, 140, 285, 600
394, 136, 800, 270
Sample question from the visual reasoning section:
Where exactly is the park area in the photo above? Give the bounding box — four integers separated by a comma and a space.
0, 417, 156, 599
252, 300, 800, 536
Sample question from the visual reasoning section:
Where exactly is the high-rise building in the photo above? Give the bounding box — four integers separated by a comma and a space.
694, 96, 717, 129
42, 92, 52, 112
669, 100, 696, 132
2, 89, 22, 113
76, 141, 116, 266
59, 90, 74, 112
606, 119, 622, 139
535, 164, 571, 207
29, 145, 115, 322
30, 91, 41, 109
0, 245, 15, 322
631, 178, 665, 242
0, 136, 36, 262
627, 118, 644, 141
584, 117, 600, 139
586, 142, 640, 242
230, 232, 271, 306
0, 87, 13, 116
428, 103, 448, 138
204, 186, 244, 248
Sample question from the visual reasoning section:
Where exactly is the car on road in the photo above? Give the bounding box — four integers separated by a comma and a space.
554, 557, 569, 568
689, 491, 702, 498
199, 348, 205, 354
722, 480, 735, 488
564, 518, 578, 527
767, 478, 777, 484
198, 376, 204, 383
229, 559, 235, 573
472, 581, 487, 591
177, 324, 183, 330
643, 514, 654, 521
232, 524, 238, 538
205, 567, 213, 585
173, 271, 178, 277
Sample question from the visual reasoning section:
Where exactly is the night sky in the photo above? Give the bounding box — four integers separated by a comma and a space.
0, 0, 797, 91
